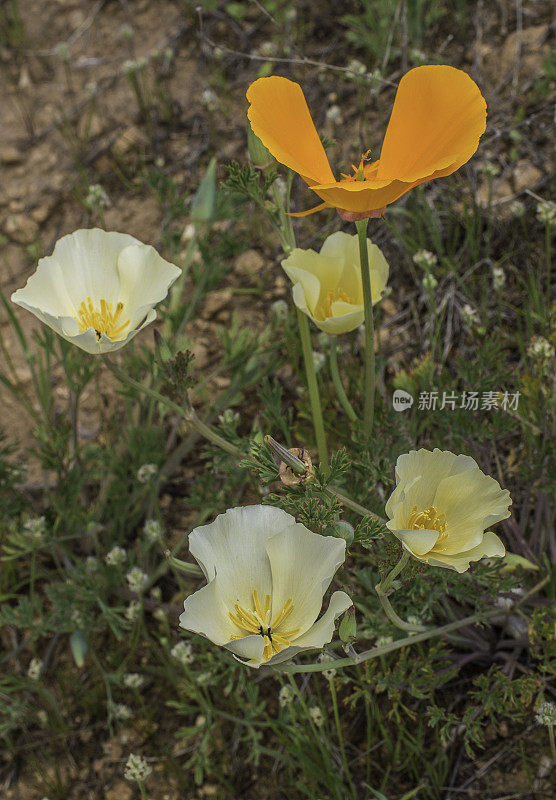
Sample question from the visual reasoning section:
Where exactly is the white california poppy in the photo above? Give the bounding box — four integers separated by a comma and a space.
11, 228, 181, 354
385, 448, 511, 572
179, 505, 352, 668
281, 231, 389, 335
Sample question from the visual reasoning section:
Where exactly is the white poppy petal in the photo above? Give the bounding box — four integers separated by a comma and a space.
394, 528, 440, 557
265, 523, 346, 636
226, 635, 266, 667
282, 260, 322, 314
188, 505, 295, 609
116, 243, 181, 317
179, 579, 236, 645
267, 590, 352, 665
428, 531, 505, 572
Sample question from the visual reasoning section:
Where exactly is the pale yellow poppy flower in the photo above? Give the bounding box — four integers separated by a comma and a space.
385, 448, 511, 572
11, 228, 181, 354
179, 505, 352, 668
281, 231, 389, 334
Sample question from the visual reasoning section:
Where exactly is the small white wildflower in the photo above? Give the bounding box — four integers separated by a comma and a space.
200, 88, 218, 111
27, 658, 42, 680
326, 104, 343, 124
24, 516, 46, 539
195, 714, 206, 727
85, 556, 98, 573
495, 596, 514, 609
143, 518, 161, 542
279, 685, 295, 707
407, 615, 422, 627
536, 201, 556, 226
85, 183, 110, 210
181, 223, 196, 243
123, 673, 145, 689
317, 653, 337, 680
492, 265, 506, 290
527, 336, 554, 362
171, 640, 194, 665
114, 703, 132, 720
150, 586, 162, 602
123, 57, 147, 75
126, 567, 148, 594
410, 49, 427, 64
105, 546, 127, 566
152, 607, 166, 623
270, 299, 289, 319
124, 753, 152, 783
196, 670, 213, 685
348, 58, 366, 77
218, 409, 240, 427
137, 463, 157, 484
309, 706, 324, 727
125, 600, 141, 621
375, 635, 393, 647
284, 7, 297, 22
413, 249, 438, 270
509, 200, 526, 218
312, 351, 325, 373
535, 701, 556, 727
461, 303, 481, 328
258, 41, 278, 58
480, 162, 500, 179
119, 23, 134, 40
422, 273, 438, 292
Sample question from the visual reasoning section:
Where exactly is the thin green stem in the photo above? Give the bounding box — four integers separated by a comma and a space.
296, 309, 329, 475
329, 679, 357, 800
377, 592, 427, 633
355, 218, 375, 434
329, 336, 357, 422
549, 725, 556, 762
376, 550, 410, 595
276, 609, 504, 674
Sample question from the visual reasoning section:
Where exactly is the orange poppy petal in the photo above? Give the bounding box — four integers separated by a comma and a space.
377, 65, 487, 183
310, 178, 416, 214
246, 76, 335, 186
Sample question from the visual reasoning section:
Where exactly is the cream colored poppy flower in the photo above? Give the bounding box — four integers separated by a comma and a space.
11, 228, 181, 354
179, 505, 352, 668
385, 448, 511, 572
281, 231, 389, 334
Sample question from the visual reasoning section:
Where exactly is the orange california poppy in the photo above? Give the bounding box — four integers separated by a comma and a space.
246, 65, 487, 221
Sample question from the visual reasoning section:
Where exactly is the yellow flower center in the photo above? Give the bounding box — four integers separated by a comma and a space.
341, 149, 373, 182
228, 589, 300, 661
320, 287, 354, 319
76, 297, 129, 341
407, 505, 447, 540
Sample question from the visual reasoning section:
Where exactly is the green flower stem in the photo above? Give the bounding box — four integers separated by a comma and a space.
355, 218, 375, 434
377, 592, 427, 633
329, 336, 358, 423
549, 725, 556, 762
102, 356, 241, 459
276, 609, 505, 674
376, 550, 410, 595
296, 308, 329, 476
329, 678, 357, 800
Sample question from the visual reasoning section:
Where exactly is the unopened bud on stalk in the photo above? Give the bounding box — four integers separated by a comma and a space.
338, 606, 356, 643
324, 519, 354, 545
247, 123, 274, 168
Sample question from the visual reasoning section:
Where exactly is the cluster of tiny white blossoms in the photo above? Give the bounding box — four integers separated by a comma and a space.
113, 703, 132, 720
278, 685, 295, 707
105, 545, 127, 566
413, 249, 438, 271
123, 673, 145, 689
125, 600, 141, 621
536, 201, 555, 226
270, 299, 289, 319
422, 273, 438, 292
309, 706, 324, 727
535, 702, 556, 727
317, 652, 337, 680
27, 658, 42, 680
200, 88, 218, 111
461, 303, 481, 329
143, 518, 162, 542
123, 57, 147, 75
126, 567, 149, 594
137, 463, 157, 484
85, 184, 110, 211
24, 516, 46, 539
124, 753, 152, 783
171, 640, 194, 665
492, 264, 506, 290
527, 335, 554, 363
375, 634, 393, 647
